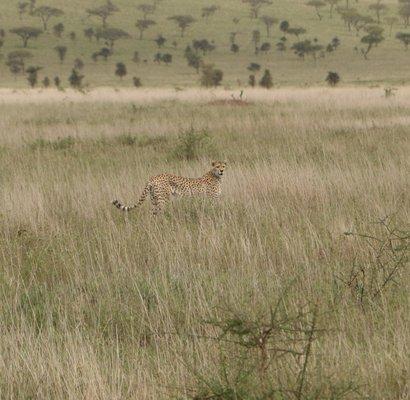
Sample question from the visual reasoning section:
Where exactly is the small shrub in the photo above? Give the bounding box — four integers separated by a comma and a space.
74, 58, 84, 70
173, 127, 214, 160
200, 64, 223, 87
133, 77, 142, 87
42, 76, 50, 87
230, 43, 239, 53
132, 51, 140, 63
341, 215, 409, 308
26, 65, 41, 88
68, 69, 84, 88
326, 71, 340, 87
115, 62, 127, 80
247, 62, 261, 72
248, 74, 256, 87
259, 69, 273, 88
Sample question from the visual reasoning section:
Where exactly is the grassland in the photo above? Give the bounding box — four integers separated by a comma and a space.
1, 0, 410, 87
0, 87, 409, 399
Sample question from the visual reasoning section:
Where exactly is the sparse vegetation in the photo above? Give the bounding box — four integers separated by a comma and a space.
0, 92, 408, 400
9, 26, 42, 47
200, 64, 223, 87
259, 68, 273, 88
132, 76, 142, 87
115, 62, 127, 80
68, 68, 84, 88
26, 65, 41, 87
33, 6, 64, 31
54, 45, 67, 64
326, 71, 340, 86
0, 0, 409, 87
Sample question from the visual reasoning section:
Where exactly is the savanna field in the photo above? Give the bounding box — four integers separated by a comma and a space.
0, 0, 410, 399
0, 88, 409, 399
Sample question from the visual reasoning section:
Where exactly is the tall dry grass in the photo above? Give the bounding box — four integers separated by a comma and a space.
0, 88, 409, 399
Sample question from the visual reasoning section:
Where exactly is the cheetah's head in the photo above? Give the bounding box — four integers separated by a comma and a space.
211, 161, 227, 178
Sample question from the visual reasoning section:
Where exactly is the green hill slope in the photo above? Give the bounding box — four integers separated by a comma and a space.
0, 0, 408, 88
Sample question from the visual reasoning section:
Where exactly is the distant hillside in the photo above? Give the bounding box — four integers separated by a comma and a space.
0, 0, 409, 88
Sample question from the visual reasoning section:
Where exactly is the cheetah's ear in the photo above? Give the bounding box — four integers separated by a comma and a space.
211, 161, 216, 167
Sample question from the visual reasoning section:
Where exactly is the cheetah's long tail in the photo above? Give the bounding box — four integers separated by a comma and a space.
112, 183, 150, 212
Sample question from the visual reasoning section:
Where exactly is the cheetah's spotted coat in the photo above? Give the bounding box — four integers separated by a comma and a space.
112, 161, 227, 215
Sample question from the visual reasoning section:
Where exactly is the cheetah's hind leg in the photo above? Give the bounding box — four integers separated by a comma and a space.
150, 185, 171, 216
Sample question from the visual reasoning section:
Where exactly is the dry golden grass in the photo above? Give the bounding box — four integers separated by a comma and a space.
0, 87, 409, 399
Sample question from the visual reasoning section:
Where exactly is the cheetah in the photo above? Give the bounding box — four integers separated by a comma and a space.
112, 161, 227, 215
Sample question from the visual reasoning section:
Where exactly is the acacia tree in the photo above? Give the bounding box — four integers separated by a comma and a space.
287, 27, 306, 38
95, 47, 112, 61
74, 58, 84, 70
136, 19, 156, 39
291, 39, 323, 62
385, 16, 398, 36
6, 50, 32, 76
34, 6, 64, 31
260, 15, 277, 37
337, 7, 359, 31
26, 65, 41, 87
306, 1, 326, 20
53, 22, 64, 37
280, 20, 289, 33
155, 34, 166, 48
396, 31, 410, 49
202, 5, 219, 19
28, 0, 36, 15
260, 42, 271, 53
54, 45, 67, 63
42, 76, 50, 87
399, 0, 410, 27
69, 69, 84, 88
84, 27, 94, 40
96, 27, 130, 49
132, 51, 140, 63
193, 39, 215, 55
86, 1, 119, 28
115, 62, 127, 79
10, 26, 42, 47
168, 15, 196, 37
368, 1, 387, 24
242, 0, 272, 19
361, 26, 384, 59
252, 29, 261, 54
184, 45, 202, 72
162, 53, 172, 65
137, 4, 155, 19
325, 71, 340, 86
259, 69, 273, 88
325, 0, 340, 18
18, 2, 29, 20
276, 36, 287, 51
200, 64, 223, 87
352, 14, 374, 35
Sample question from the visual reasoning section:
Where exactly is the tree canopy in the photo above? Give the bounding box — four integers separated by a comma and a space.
168, 15, 196, 37
34, 6, 64, 31
10, 26, 42, 47
86, 1, 119, 28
